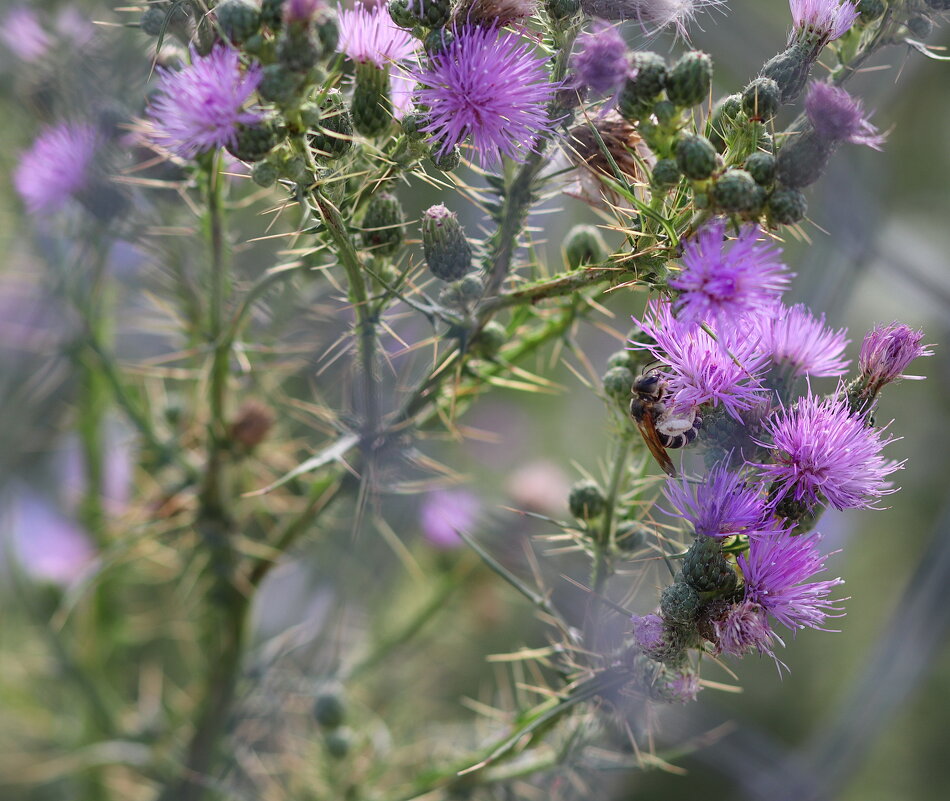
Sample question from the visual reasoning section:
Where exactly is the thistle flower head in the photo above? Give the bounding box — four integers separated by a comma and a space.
752, 390, 904, 511
14, 122, 98, 213
570, 21, 629, 96
738, 530, 845, 632
805, 81, 885, 149
145, 45, 263, 160
285, 0, 324, 23
669, 220, 792, 328
859, 322, 933, 391
337, 3, 417, 67
579, 0, 725, 37
631, 613, 666, 650
715, 600, 782, 660
632, 301, 770, 420
420, 490, 479, 549
755, 302, 850, 378
1, 6, 50, 62
789, 0, 859, 45
662, 461, 772, 538
412, 26, 556, 168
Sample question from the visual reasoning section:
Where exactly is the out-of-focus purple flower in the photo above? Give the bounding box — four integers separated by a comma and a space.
579, 0, 724, 37
669, 220, 792, 328
752, 390, 904, 510
661, 670, 701, 702
285, 0, 324, 23
570, 21, 629, 96
6, 489, 95, 585
805, 81, 885, 149
715, 600, 781, 660
59, 423, 136, 518
633, 300, 770, 420
859, 322, 933, 392
739, 530, 845, 632
631, 613, 665, 650
420, 490, 480, 549
662, 461, 771, 538
13, 122, 98, 213
390, 70, 415, 120
1, 7, 50, 62
789, 0, 859, 45
754, 302, 850, 378
146, 45, 263, 160
507, 460, 570, 516
413, 26, 556, 168
337, 4, 416, 67
55, 6, 95, 48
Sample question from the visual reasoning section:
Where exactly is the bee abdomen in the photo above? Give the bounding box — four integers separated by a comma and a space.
658, 425, 699, 449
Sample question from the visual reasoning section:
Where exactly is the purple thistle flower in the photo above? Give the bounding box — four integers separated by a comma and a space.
752, 390, 904, 511
13, 122, 98, 213
738, 530, 845, 632
633, 300, 770, 420
669, 220, 792, 328
789, 0, 859, 45
146, 45, 263, 160
570, 21, 629, 96
1, 7, 51, 62
413, 26, 556, 168
859, 322, 933, 392
805, 81, 885, 150
631, 613, 666, 650
662, 461, 772, 538
755, 302, 850, 378
420, 489, 480, 549
715, 600, 782, 661
337, 4, 417, 67
661, 670, 701, 703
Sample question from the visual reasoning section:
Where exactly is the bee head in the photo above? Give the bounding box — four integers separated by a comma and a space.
633, 372, 663, 400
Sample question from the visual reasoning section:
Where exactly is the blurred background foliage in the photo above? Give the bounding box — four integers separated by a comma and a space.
0, 1, 948, 800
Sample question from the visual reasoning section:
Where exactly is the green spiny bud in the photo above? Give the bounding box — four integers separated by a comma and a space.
226, 118, 282, 162
660, 582, 702, 626
425, 28, 455, 57
409, 0, 452, 27
401, 112, 427, 139
564, 224, 606, 269
352, 62, 392, 137
422, 204, 472, 281
278, 22, 321, 72
906, 16, 934, 39
473, 321, 506, 358
615, 520, 648, 553
708, 93, 742, 151
603, 366, 634, 400
430, 143, 461, 171
252, 160, 279, 187
361, 192, 404, 256
568, 479, 606, 520
546, 0, 580, 20
301, 102, 322, 129
258, 63, 305, 105
618, 52, 667, 121
675, 133, 717, 180
776, 128, 831, 188
759, 43, 813, 103
745, 151, 776, 186
388, 0, 418, 28
666, 50, 712, 108
281, 153, 310, 183
140, 7, 169, 37
651, 158, 681, 188
767, 185, 807, 226
741, 77, 781, 122
681, 536, 737, 595
711, 169, 763, 214
857, 0, 885, 20
324, 727, 352, 759
216, 0, 261, 44
309, 90, 354, 159
607, 350, 635, 370
439, 273, 484, 308
262, 0, 285, 29
313, 685, 346, 729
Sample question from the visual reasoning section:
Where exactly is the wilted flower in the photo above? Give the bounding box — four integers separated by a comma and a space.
13, 122, 98, 213
669, 220, 792, 328
570, 21, 629, 97
337, 3, 416, 67
662, 461, 771, 538
1, 7, 50, 62
715, 600, 781, 659
579, 0, 724, 37
565, 114, 652, 209
789, 0, 859, 46
805, 81, 885, 149
420, 490, 480, 548
739, 530, 845, 632
454, 0, 538, 27
859, 323, 933, 393
146, 45, 263, 159
755, 302, 850, 378
752, 390, 904, 510
413, 26, 556, 168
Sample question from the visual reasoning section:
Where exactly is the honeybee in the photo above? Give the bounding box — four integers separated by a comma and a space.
629, 372, 702, 477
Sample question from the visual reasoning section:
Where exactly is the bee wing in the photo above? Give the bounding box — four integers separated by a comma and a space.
635, 413, 677, 478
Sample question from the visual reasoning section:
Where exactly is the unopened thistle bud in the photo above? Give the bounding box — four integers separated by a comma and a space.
408, 0, 452, 28
745, 151, 776, 185
766, 184, 807, 225
352, 62, 392, 137
361, 192, 405, 256
708, 92, 742, 151
309, 90, 354, 159
776, 128, 831, 188
422, 205, 472, 281
618, 51, 667, 120
324, 727, 352, 759
603, 366, 635, 399
313, 684, 346, 729
564, 224, 607, 269
681, 536, 738, 594
216, 0, 261, 44
615, 519, 647, 552
675, 132, 717, 180
388, 0, 417, 28
711, 168, 763, 214
473, 320, 507, 357
660, 581, 701, 626
742, 77, 781, 122
429, 142, 461, 171
252, 160, 279, 187
278, 19, 320, 72
227, 118, 282, 162
258, 63, 305, 105
651, 157, 681, 188
665, 50, 712, 109
759, 42, 812, 103
857, 0, 885, 20
569, 479, 606, 520
440, 273, 484, 308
